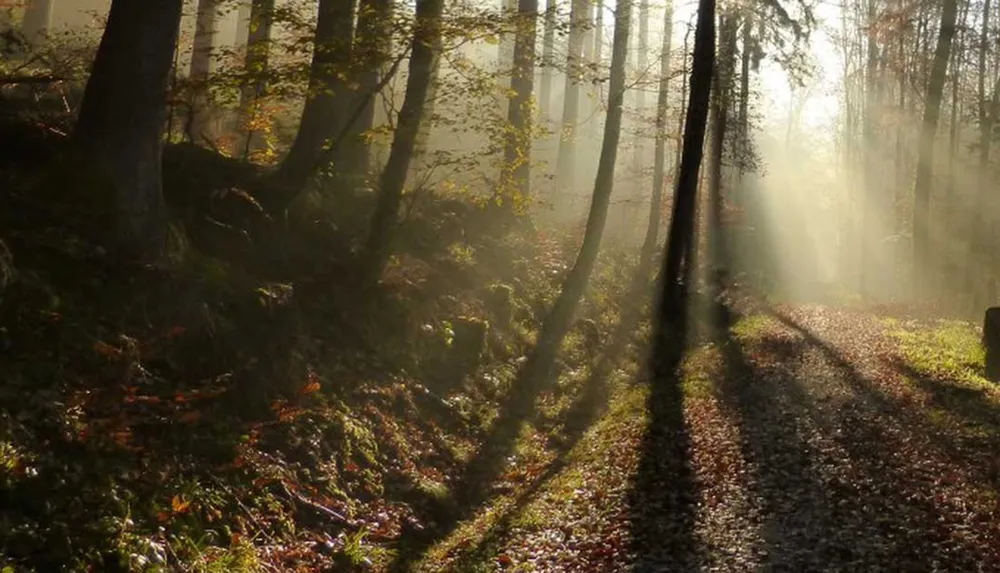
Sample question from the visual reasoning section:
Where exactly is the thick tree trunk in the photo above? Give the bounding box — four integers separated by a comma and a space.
275, 0, 357, 204
498, 0, 539, 208
189, 0, 218, 144
912, 0, 958, 291
657, 0, 715, 324
341, 0, 393, 183
74, 0, 184, 260
638, 0, 673, 273
20, 0, 53, 43
555, 0, 589, 192
517, 0, 632, 387
237, 0, 275, 158
363, 0, 444, 276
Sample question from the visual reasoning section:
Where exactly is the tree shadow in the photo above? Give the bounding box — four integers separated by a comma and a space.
626, 297, 699, 572
389, 274, 648, 571
752, 308, 1000, 568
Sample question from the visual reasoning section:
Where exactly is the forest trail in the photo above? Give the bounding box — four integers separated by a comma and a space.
408, 304, 1000, 572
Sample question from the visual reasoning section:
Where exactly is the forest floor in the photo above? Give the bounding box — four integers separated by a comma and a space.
402, 302, 1000, 573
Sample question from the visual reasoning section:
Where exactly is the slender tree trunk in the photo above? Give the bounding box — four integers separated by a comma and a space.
517, 0, 633, 387
638, 0, 673, 272
540, 0, 557, 120
556, 0, 589, 192
74, 0, 184, 260
237, 0, 275, 158
341, 0, 393, 184
736, 15, 751, 182
860, 0, 879, 298
498, 0, 539, 208
189, 0, 218, 144
658, 0, 715, 323
912, 0, 958, 291
707, 12, 736, 291
275, 0, 357, 204
364, 0, 444, 276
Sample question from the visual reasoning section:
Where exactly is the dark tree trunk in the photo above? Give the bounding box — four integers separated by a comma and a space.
657, 0, 715, 325
74, 0, 184, 260
275, 0, 357, 205
912, 0, 958, 291
638, 0, 673, 273
189, 0, 218, 144
237, 0, 275, 158
341, 0, 393, 184
363, 0, 444, 277
497, 0, 538, 209
983, 307, 1000, 381
516, 0, 632, 387
707, 12, 736, 293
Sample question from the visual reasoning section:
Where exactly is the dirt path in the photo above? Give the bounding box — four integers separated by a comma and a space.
409, 304, 1000, 572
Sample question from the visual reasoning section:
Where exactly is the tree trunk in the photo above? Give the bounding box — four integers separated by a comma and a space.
20, 0, 53, 43
912, 0, 958, 291
237, 0, 275, 158
275, 0, 357, 204
860, 0, 879, 298
341, 0, 393, 184
498, 0, 539, 209
74, 0, 184, 260
189, 0, 218, 144
539, 0, 557, 120
363, 0, 444, 276
707, 12, 736, 292
736, 15, 751, 182
517, 0, 632, 387
638, 0, 673, 273
555, 0, 589, 192
657, 0, 715, 324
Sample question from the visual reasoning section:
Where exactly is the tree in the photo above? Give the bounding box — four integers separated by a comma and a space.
275, 0, 357, 203
638, 0, 674, 274
518, 0, 633, 386
236, 0, 275, 158
555, 0, 589, 192
498, 0, 538, 208
912, 0, 958, 290
341, 0, 393, 182
363, 0, 445, 276
189, 0, 219, 144
74, 0, 185, 260
707, 11, 737, 292
539, 0, 557, 120
20, 0, 53, 43
657, 0, 715, 324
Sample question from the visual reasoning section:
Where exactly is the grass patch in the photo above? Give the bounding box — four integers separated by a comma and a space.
889, 319, 986, 384
730, 314, 781, 344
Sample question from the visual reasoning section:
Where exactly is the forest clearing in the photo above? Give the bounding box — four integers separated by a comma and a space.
3, 0, 1000, 571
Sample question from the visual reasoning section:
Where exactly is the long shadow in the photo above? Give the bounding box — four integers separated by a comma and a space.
389, 269, 651, 571
442, 297, 646, 569
756, 308, 1000, 568
626, 295, 700, 572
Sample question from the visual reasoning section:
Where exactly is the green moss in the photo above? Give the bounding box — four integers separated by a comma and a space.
890, 320, 985, 384
730, 314, 780, 343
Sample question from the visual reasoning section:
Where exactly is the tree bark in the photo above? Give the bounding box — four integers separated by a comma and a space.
707, 12, 736, 292
189, 0, 218, 145
912, 0, 958, 291
638, 0, 673, 273
539, 0, 557, 120
20, 0, 53, 43
657, 0, 715, 324
498, 0, 539, 209
74, 0, 184, 260
341, 0, 393, 183
363, 0, 444, 276
555, 0, 589, 192
275, 0, 357, 204
517, 0, 633, 387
